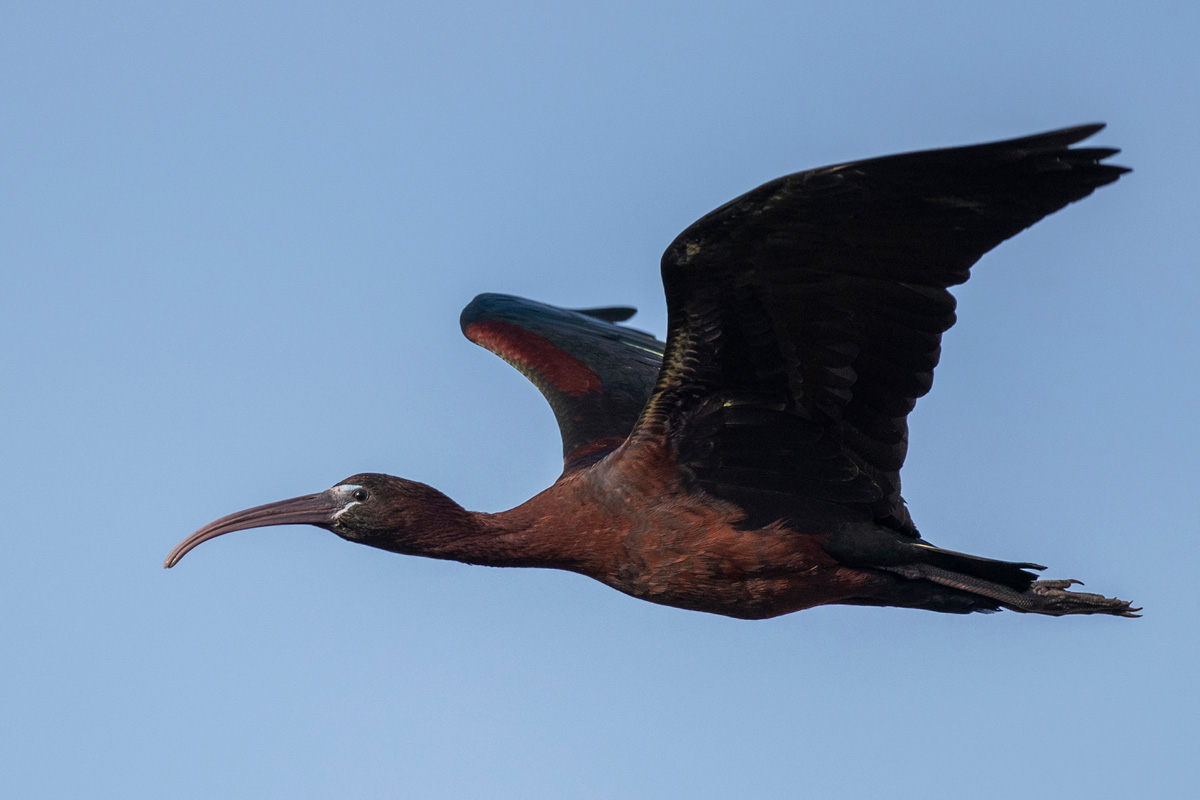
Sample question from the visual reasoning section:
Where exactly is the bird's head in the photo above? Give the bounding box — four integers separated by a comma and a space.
163, 473, 467, 568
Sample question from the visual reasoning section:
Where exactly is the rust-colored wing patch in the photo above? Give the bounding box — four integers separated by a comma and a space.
461, 294, 665, 472
463, 319, 602, 397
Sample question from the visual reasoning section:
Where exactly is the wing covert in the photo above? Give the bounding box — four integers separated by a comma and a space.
461, 293, 665, 472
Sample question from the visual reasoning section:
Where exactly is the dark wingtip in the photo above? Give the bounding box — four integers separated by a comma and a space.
573, 306, 638, 323
1004, 122, 1106, 151
995, 122, 1131, 191
929, 123, 1127, 174
1051, 121, 1105, 143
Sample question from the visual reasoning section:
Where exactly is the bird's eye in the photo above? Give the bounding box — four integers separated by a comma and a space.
352, 488, 369, 502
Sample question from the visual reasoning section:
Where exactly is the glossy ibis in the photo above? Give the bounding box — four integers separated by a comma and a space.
166, 124, 1137, 619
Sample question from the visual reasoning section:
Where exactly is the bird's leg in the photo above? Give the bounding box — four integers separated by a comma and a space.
882, 564, 1140, 617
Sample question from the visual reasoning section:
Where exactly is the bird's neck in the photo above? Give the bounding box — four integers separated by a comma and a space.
371, 490, 588, 572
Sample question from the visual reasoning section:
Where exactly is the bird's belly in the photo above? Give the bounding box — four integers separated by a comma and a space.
598, 556, 876, 619
584, 513, 867, 619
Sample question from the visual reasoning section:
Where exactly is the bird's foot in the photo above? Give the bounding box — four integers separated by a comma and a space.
1022, 579, 1141, 617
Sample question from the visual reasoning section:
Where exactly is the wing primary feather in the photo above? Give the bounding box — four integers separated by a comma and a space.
633, 124, 1128, 535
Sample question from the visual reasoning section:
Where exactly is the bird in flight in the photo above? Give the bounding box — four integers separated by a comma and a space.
166, 124, 1136, 619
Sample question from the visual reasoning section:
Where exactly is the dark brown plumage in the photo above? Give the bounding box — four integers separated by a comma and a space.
165, 124, 1136, 619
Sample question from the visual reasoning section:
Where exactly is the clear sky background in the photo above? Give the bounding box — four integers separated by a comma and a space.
2, 3, 1197, 798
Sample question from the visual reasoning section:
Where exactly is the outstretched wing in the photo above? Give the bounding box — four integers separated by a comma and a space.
461, 293, 665, 472
632, 124, 1128, 535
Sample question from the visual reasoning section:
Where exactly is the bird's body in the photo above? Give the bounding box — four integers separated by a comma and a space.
476, 443, 854, 619
166, 124, 1137, 619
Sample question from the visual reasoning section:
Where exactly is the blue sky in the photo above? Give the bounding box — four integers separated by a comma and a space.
2, 2, 1197, 798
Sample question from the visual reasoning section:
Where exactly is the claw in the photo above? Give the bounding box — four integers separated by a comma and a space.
1026, 579, 1138, 617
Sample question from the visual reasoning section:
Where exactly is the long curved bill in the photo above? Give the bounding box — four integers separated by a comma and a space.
164, 491, 337, 568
